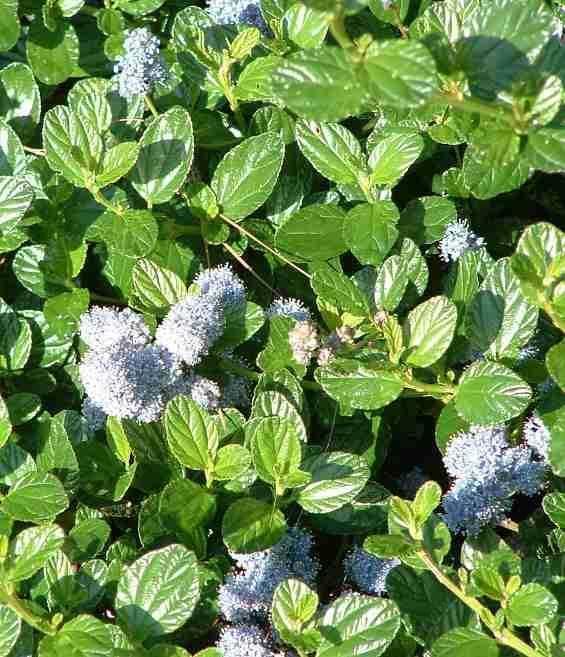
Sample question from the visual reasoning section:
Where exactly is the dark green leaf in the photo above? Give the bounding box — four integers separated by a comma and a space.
222, 497, 287, 553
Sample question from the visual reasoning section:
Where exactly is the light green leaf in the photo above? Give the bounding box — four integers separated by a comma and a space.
222, 497, 287, 553
96, 142, 139, 188
0, 0, 19, 51
413, 481, 442, 527
38, 615, 115, 657
403, 296, 457, 367
297, 452, 370, 514
344, 202, 399, 267
272, 579, 321, 653
296, 120, 365, 185
236, 55, 283, 102
0, 63, 41, 140
455, 361, 531, 424
505, 583, 558, 627
26, 21, 79, 85
431, 628, 499, 657
116, 544, 200, 641
398, 196, 457, 245
131, 259, 187, 316
374, 255, 409, 312
165, 396, 219, 471
131, 107, 194, 205
2, 471, 69, 523
312, 263, 369, 316
369, 132, 424, 186
213, 445, 252, 481
543, 492, 565, 529
0, 604, 20, 657
211, 131, 284, 220
547, 340, 565, 391
5, 524, 65, 583
284, 4, 329, 48
249, 417, 302, 489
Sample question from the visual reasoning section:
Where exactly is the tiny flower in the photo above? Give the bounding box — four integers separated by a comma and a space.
344, 547, 399, 596
187, 374, 222, 410
207, 0, 266, 30
155, 294, 224, 366
523, 414, 551, 462
79, 306, 150, 351
438, 219, 485, 263
195, 264, 246, 310
289, 321, 319, 365
113, 28, 168, 99
81, 396, 107, 434
267, 298, 311, 322
217, 623, 277, 657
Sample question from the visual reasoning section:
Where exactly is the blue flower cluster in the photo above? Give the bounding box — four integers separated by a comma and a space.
344, 547, 399, 596
438, 219, 485, 263
442, 425, 546, 535
206, 0, 268, 32
523, 414, 551, 462
114, 28, 168, 99
267, 297, 311, 322
79, 266, 247, 426
219, 527, 319, 623
217, 623, 285, 657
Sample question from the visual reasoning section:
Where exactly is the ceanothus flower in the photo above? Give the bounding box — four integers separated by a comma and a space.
156, 294, 224, 366
219, 527, 319, 623
81, 396, 107, 434
187, 375, 222, 410
195, 265, 246, 310
523, 414, 551, 462
79, 306, 150, 351
288, 321, 319, 365
206, 0, 266, 31
113, 28, 168, 99
217, 623, 281, 657
344, 547, 399, 596
441, 425, 546, 535
79, 342, 175, 423
438, 219, 485, 263
266, 298, 311, 322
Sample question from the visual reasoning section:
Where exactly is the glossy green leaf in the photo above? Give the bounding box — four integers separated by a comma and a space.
403, 296, 457, 367
131, 259, 187, 316
344, 202, 399, 267
222, 497, 287, 553
26, 21, 79, 86
547, 339, 565, 391
374, 255, 409, 312
543, 492, 565, 529
0, 604, 20, 657
0, 0, 19, 52
505, 583, 558, 627
5, 524, 65, 583
431, 628, 499, 657
369, 132, 424, 186
2, 471, 69, 523
0, 64, 40, 140
249, 416, 302, 488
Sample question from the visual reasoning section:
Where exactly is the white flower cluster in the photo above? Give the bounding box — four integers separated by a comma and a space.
219, 527, 319, 623
206, 0, 268, 32
80, 266, 247, 427
438, 219, 485, 263
442, 425, 546, 535
114, 28, 168, 99
344, 547, 399, 596
267, 297, 311, 322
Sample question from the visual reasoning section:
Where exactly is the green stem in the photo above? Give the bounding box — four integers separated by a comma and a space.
90, 292, 127, 306
144, 95, 159, 119
417, 551, 543, 657
431, 92, 516, 126
0, 589, 58, 636
87, 185, 124, 215
330, 14, 354, 50
402, 376, 455, 398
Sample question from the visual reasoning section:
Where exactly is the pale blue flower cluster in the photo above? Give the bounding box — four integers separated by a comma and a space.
114, 28, 168, 99
207, 0, 267, 32
344, 547, 399, 596
82, 396, 107, 434
438, 219, 485, 263
79, 266, 247, 423
523, 414, 551, 462
442, 425, 546, 535
217, 623, 284, 657
266, 298, 311, 322
219, 527, 319, 623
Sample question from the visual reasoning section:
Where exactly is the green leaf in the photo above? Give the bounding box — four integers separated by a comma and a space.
316, 362, 403, 411
12, 244, 75, 298
413, 481, 442, 527
374, 255, 409, 312
43, 106, 103, 187
505, 583, 558, 627
543, 492, 565, 529
466, 258, 538, 359
211, 131, 284, 220
272, 46, 367, 121
44, 288, 90, 338
312, 263, 369, 316
276, 204, 347, 262
26, 20, 79, 85
131, 107, 194, 205
67, 518, 111, 561
316, 594, 401, 657
131, 259, 187, 316
95, 142, 139, 188
435, 401, 469, 454
257, 316, 306, 377
284, 4, 329, 49
344, 202, 399, 267
222, 497, 287, 553
0, 302, 31, 371
297, 451, 370, 513
296, 120, 365, 185
38, 615, 115, 657
5, 524, 65, 583
0, 443, 35, 486
0, 119, 26, 176
363, 534, 416, 559
0, 64, 40, 140
2, 471, 69, 523
403, 296, 457, 367
159, 479, 217, 541
364, 40, 437, 108
455, 361, 531, 424
547, 340, 565, 391
0, 0, 19, 52
236, 55, 283, 102
0, 604, 20, 657
398, 196, 457, 245
213, 444, 252, 481
116, 544, 200, 641
165, 395, 219, 471
249, 417, 302, 489
97, 209, 158, 259
525, 126, 565, 173
6, 392, 41, 425
369, 132, 424, 186
431, 628, 499, 657
216, 301, 265, 349
272, 579, 321, 653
